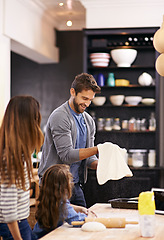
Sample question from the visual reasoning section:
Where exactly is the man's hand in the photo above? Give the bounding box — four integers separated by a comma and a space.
90, 160, 98, 170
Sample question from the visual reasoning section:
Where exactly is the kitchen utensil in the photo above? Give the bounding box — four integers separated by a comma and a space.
90, 53, 110, 59
109, 95, 125, 106
71, 217, 138, 228
141, 98, 155, 105
125, 96, 142, 105
92, 96, 106, 106
110, 49, 137, 67
90, 52, 110, 67
97, 73, 105, 86
107, 73, 115, 86
115, 79, 130, 86
138, 72, 153, 86
108, 197, 138, 209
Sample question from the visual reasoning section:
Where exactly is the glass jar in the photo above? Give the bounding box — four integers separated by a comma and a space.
136, 118, 141, 131
122, 120, 128, 130
113, 118, 121, 130
148, 149, 156, 167
132, 149, 147, 167
97, 118, 104, 131
149, 112, 156, 131
140, 118, 147, 131
104, 118, 113, 131
128, 117, 136, 131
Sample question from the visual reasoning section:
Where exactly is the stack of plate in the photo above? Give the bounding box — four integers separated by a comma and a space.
90, 52, 110, 67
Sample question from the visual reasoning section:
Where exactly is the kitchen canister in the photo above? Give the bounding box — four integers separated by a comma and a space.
104, 118, 113, 131
138, 191, 156, 238
97, 118, 104, 131
148, 149, 156, 167
132, 149, 147, 167
107, 73, 115, 86
97, 73, 105, 86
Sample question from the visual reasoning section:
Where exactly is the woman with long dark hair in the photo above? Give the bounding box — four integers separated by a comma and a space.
0, 96, 44, 240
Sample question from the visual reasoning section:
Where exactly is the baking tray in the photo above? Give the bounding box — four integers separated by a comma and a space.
108, 197, 138, 209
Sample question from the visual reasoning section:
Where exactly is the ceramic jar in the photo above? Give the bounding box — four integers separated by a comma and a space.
153, 15, 164, 53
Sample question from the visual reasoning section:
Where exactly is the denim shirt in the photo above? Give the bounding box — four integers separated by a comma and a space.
69, 105, 87, 183
32, 200, 87, 239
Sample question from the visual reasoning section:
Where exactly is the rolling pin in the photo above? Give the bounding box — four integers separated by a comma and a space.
71, 217, 138, 228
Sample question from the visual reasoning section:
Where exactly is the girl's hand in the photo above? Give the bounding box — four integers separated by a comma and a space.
71, 204, 97, 217
87, 210, 97, 218
73, 205, 88, 215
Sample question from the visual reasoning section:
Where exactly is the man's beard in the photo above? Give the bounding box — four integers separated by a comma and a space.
73, 98, 85, 113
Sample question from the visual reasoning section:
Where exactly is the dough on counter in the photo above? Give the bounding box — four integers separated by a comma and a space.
81, 222, 106, 232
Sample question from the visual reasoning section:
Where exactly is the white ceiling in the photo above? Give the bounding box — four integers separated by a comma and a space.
32, 0, 86, 30
31, 0, 164, 30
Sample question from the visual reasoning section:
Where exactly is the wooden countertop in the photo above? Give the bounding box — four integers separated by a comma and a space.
40, 203, 164, 240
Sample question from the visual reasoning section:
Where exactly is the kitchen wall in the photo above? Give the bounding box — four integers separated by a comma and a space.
11, 30, 83, 130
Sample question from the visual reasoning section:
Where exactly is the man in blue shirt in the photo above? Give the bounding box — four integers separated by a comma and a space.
38, 73, 101, 207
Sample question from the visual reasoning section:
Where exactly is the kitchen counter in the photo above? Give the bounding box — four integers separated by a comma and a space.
40, 203, 164, 240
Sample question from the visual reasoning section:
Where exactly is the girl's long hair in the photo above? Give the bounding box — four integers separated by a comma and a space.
0, 96, 44, 190
35, 164, 73, 230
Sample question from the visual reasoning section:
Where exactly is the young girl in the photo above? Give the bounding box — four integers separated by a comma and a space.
33, 164, 90, 239
0, 96, 44, 240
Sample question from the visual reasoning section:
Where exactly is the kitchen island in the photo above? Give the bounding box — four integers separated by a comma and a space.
40, 203, 164, 240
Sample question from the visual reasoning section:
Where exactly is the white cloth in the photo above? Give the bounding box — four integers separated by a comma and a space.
97, 142, 133, 185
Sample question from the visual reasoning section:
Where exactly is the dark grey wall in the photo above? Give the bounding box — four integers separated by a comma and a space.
11, 30, 83, 130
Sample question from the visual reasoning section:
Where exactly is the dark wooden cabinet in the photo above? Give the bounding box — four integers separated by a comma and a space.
84, 168, 161, 208
83, 27, 161, 207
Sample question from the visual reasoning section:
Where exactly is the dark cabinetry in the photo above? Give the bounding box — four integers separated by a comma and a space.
83, 27, 161, 207
84, 168, 161, 208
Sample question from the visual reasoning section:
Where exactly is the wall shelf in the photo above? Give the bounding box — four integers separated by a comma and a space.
83, 27, 161, 207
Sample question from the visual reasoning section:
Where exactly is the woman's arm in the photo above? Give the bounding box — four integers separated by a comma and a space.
7, 221, 23, 240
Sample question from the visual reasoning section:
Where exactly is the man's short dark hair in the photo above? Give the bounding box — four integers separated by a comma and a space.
71, 73, 101, 95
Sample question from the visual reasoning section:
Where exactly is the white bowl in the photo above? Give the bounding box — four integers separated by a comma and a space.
92, 96, 106, 106
141, 98, 155, 105
125, 96, 142, 105
91, 58, 110, 67
111, 49, 137, 67
91, 58, 109, 63
90, 53, 110, 59
92, 62, 109, 67
90, 53, 110, 67
109, 95, 125, 106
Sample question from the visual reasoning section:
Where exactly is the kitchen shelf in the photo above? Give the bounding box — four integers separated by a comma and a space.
90, 104, 155, 108
97, 130, 155, 133
88, 66, 155, 70
83, 27, 161, 207
100, 85, 155, 88
88, 46, 154, 51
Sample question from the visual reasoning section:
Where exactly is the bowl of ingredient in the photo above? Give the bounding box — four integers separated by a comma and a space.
125, 96, 142, 105
110, 49, 137, 67
109, 95, 125, 106
92, 96, 106, 106
141, 98, 155, 105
